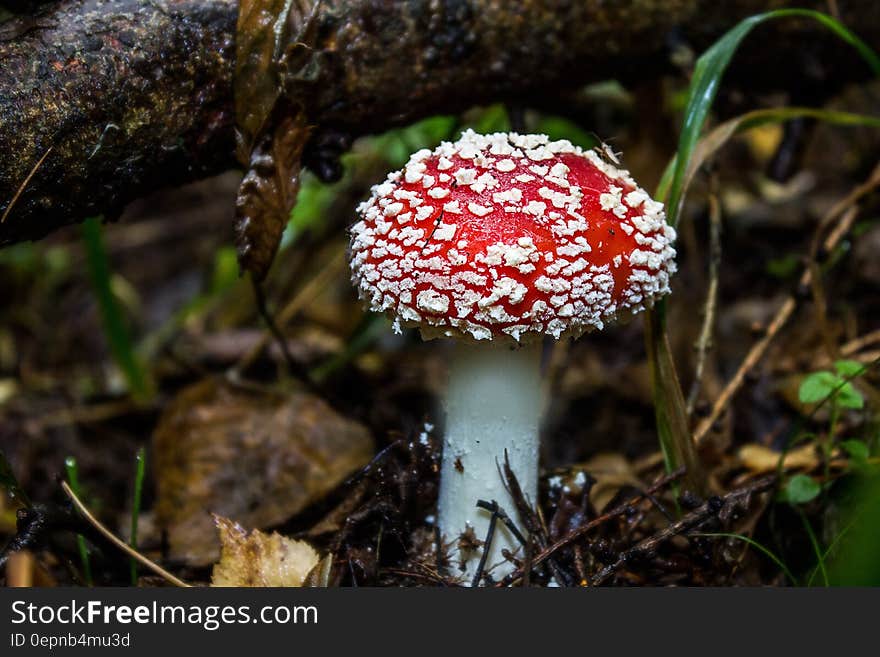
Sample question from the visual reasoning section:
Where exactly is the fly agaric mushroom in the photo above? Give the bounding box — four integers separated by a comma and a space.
349, 130, 676, 582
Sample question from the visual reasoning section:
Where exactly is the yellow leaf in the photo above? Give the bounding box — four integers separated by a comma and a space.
738, 444, 818, 473
211, 516, 319, 587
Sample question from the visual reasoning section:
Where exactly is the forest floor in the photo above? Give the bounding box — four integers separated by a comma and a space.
1, 75, 879, 586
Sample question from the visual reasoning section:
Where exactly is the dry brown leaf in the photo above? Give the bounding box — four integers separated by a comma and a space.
233, 1, 322, 278
235, 109, 313, 279
211, 516, 319, 587
236, 0, 291, 152
582, 452, 643, 513
153, 379, 374, 566
738, 443, 819, 473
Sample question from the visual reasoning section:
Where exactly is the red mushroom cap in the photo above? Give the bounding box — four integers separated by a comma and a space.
349, 130, 676, 342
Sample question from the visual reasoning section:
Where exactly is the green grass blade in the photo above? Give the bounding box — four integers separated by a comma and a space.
799, 511, 829, 587
647, 9, 879, 487
666, 8, 880, 228
697, 532, 798, 585
64, 456, 93, 586
673, 107, 880, 208
81, 217, 152, 401
129, 446, 146, 586
645, 307, 705, 494
807, 514, 859, 586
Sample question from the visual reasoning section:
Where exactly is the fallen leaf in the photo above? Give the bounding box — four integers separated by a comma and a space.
581, 452, 642, 513
153, 379, 374, 565
738, 443, 819, 473
211, 515, 319, 587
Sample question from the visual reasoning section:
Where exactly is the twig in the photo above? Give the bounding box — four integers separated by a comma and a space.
687, 187, 722, 415
476, 500, 528, 546
842, 329, 880, 356
693, 163, 880, 446
807, 204, 859, 363
382, 566, 451, 586
497, 467, 686, 586
250, 276, 300, 376
471, 500, 501, 587
233, 249, 345, 373
61, 481, 190, 588
0, 504, 82, 573
1, 146, 52, 224
589, 475, 777, 585
498, 451, 571, 585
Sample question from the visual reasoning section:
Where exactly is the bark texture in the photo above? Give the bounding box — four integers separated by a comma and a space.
1, 0, 878, 244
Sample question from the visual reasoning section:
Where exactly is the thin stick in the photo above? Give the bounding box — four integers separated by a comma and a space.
687, 188, 722, 415
1, 146, 52, 224
476, 499, 528, 547
471, 500, 501, 587
693, 164, 880, 446
841, 329, 880, 356
497, 467, 686, 586
250, 276, 299, 376
589, 475, 777, 585
234, 249, 345, 373
806, 203, 860, 363
61, 481, 191, 588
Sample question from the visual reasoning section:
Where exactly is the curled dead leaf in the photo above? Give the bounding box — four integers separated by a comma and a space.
235, 109, 313, 279
211, 515, 319, 587
234, 1, 323, 278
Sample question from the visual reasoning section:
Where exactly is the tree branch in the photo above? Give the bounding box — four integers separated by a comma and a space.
1, 0, 877, 244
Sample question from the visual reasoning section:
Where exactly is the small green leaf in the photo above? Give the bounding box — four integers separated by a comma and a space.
799, 371, 841, 404
835, 360, 866, 378
841, 439, 870, 464
836, 383, 865, 410
784, 474, 821, 504
64, 456, 93, 585
798, 371, 863, 409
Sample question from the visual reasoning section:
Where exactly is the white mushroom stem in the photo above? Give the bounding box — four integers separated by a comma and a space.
438, 340, 543, 584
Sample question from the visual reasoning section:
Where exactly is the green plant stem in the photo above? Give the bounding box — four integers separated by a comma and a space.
644, 304, 706, 495
129, 447, 146, 586
82, 217, 153, 401
825, 401, 840, 487
64, 457, 93, 586
799, 511, 829, 587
